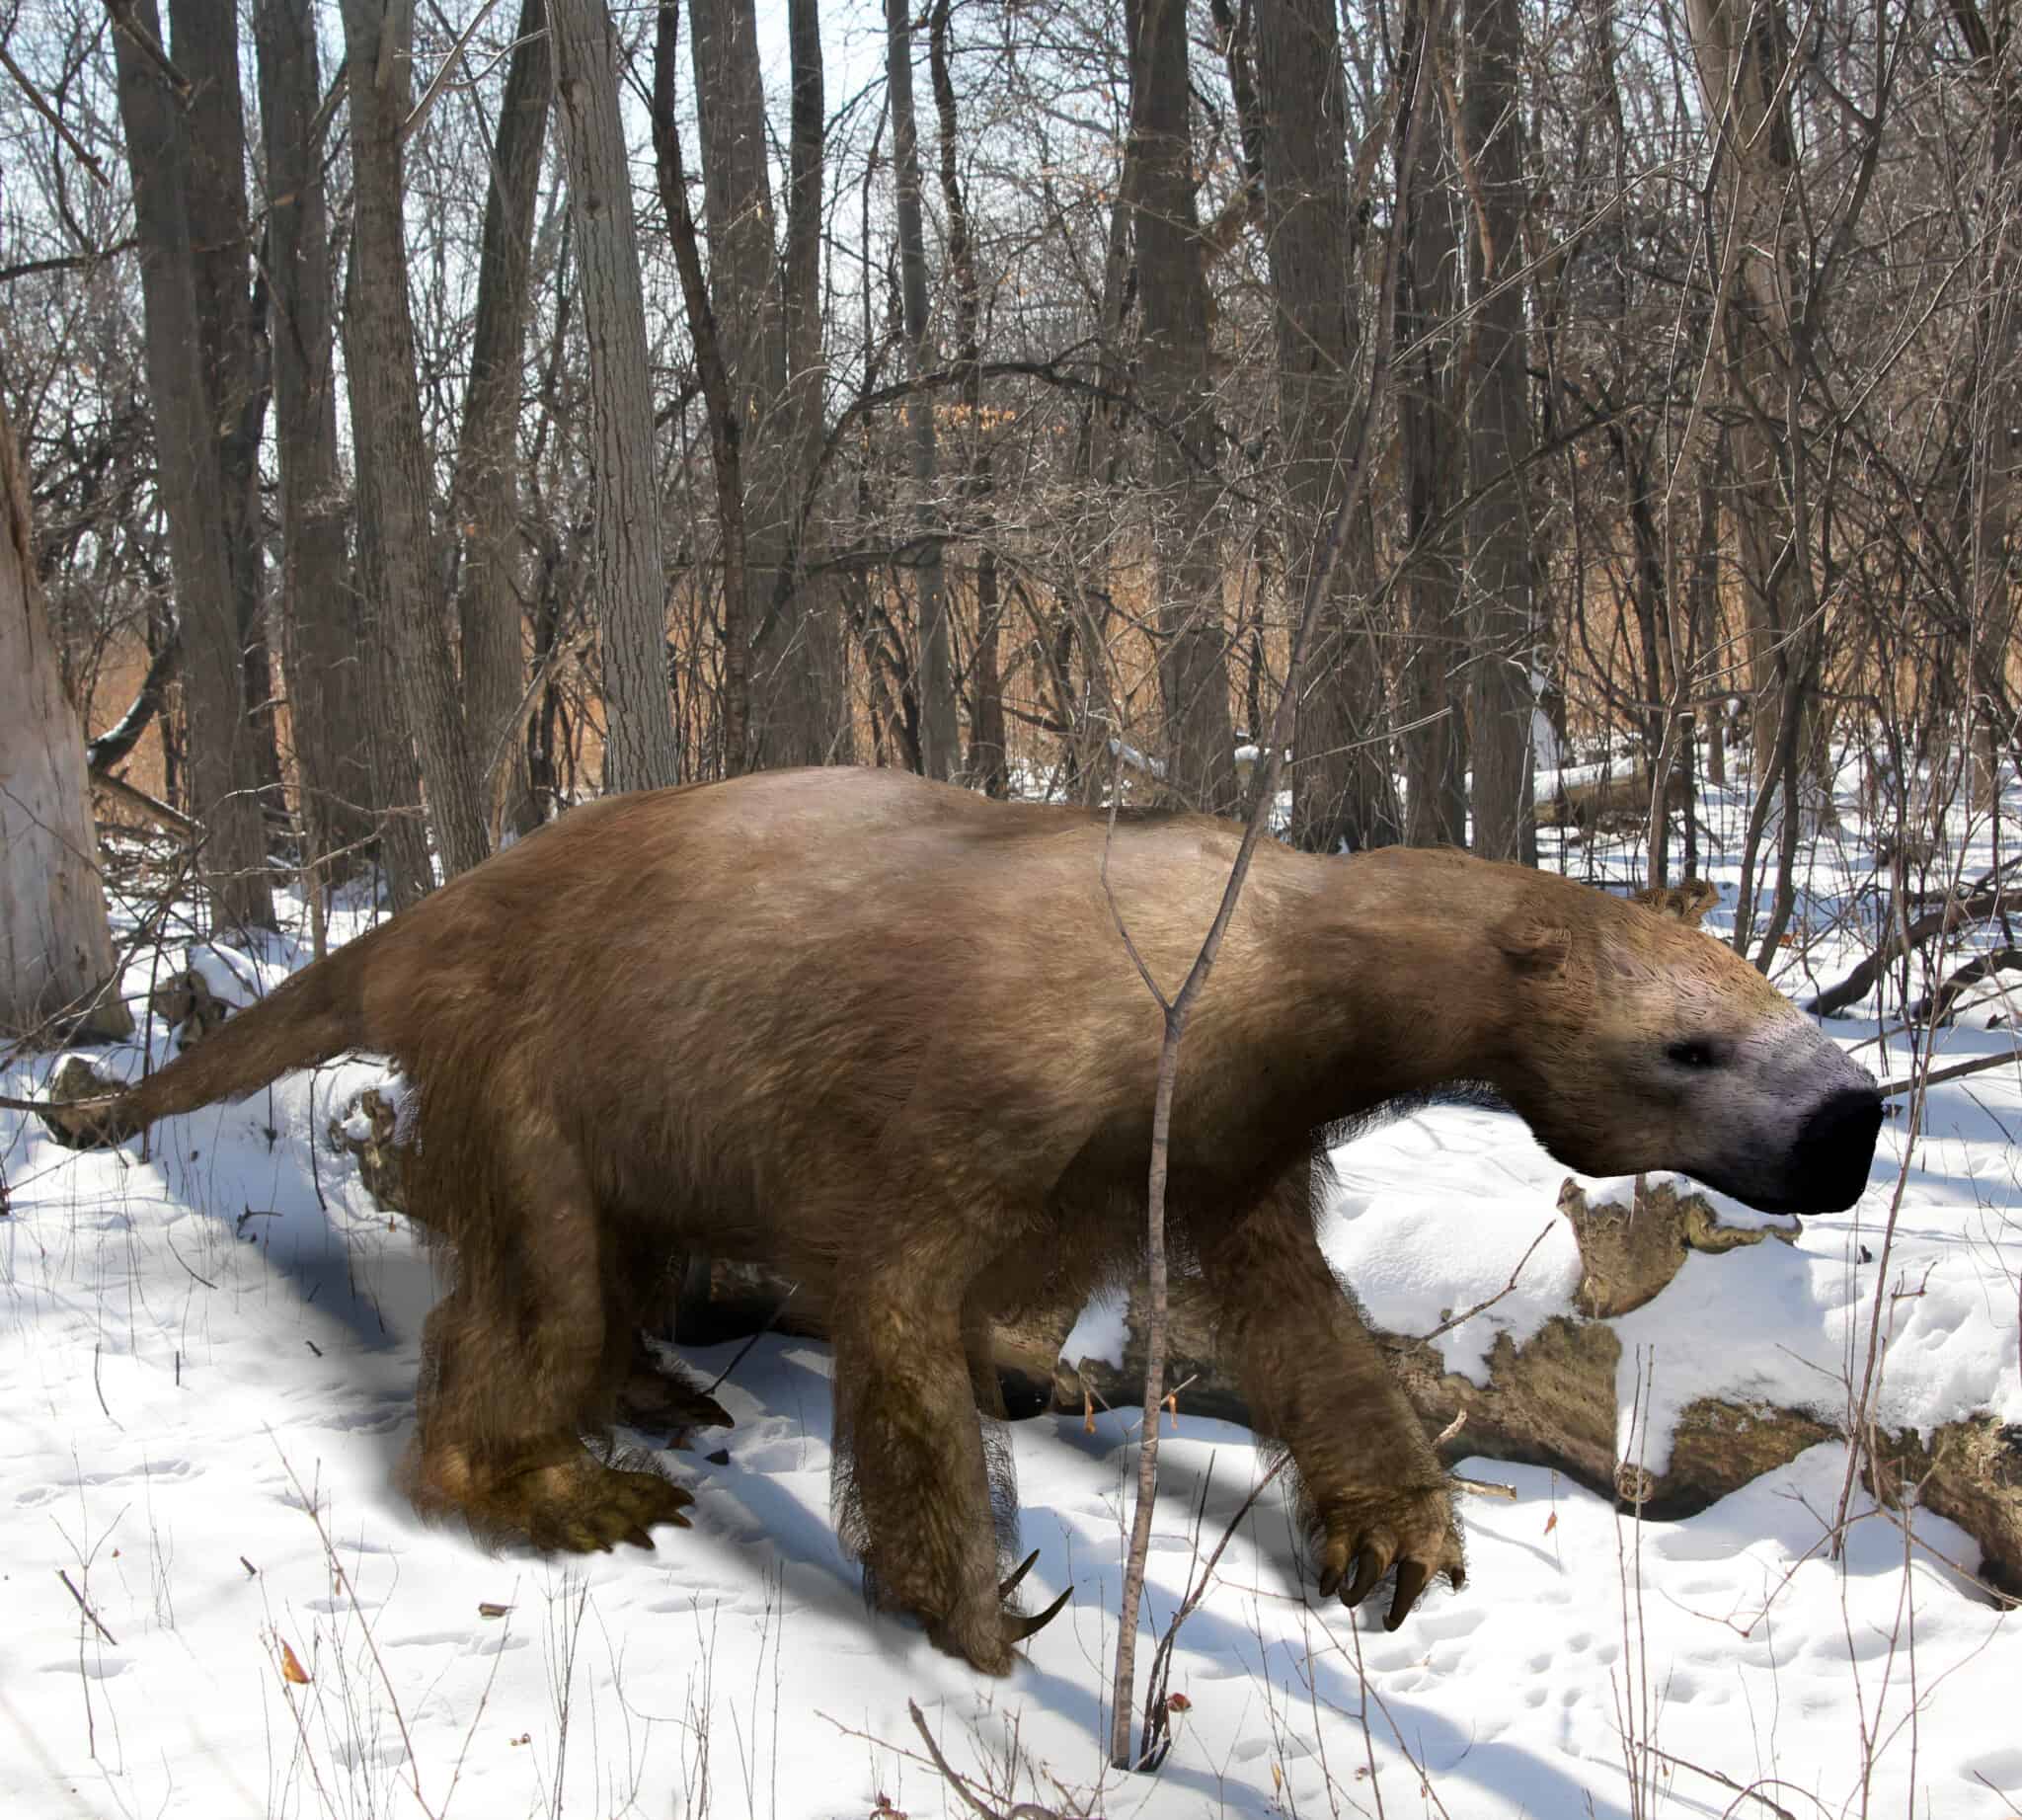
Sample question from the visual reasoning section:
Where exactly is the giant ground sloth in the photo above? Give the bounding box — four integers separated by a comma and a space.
24, 767, 1882, 1672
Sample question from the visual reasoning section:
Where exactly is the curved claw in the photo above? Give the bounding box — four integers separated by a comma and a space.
1007, 1582, 1072, 1644
998, 1548, 1042, 1603
623, 1525, 657, 1551
1342, 1544, 1389, 1610
1386, 1559, 1431, 1629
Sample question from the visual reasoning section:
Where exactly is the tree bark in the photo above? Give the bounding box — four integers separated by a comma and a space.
930, 0, 1008, 796
1130, 0, 1239, 813
170, 0, 283, 802
1257, 0, 1398, 851
109, 0, 275, 929
886, 0, 960, 779
451, 0, 551, 837
1682, 0, 1821, 826
0, 387, 133, 1042
255, 0, 394, 881
653, 0, 750, 774
339, 0, 490, 880
1460, 0, 1537, 863
778, 0, 848, 766
1394, 0, 1468, 848
687, 0, 837, 768
552, 0, 683, 794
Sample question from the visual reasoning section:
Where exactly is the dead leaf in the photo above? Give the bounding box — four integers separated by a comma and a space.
279, 1639, 311, 1685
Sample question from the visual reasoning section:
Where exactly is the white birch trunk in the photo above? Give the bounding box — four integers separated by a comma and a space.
0, 392, 133, 1041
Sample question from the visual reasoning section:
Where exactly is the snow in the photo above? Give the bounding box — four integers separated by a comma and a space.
1320, 1101, 1585, 1383
1059, 1293, 1128, 1372
5, 769, 2021, 1817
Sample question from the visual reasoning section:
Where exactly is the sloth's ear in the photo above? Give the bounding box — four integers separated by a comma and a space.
1631, 877, 1719, 927
1494, 918, 1572, 979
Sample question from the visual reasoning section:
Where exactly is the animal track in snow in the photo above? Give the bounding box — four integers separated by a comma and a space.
1408, 1603, 1484, 1643
41, 1654, 128, 1681
1961, 1745, 2022, 1791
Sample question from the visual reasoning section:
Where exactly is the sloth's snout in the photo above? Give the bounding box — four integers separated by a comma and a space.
1788, 1084, 1883, 1214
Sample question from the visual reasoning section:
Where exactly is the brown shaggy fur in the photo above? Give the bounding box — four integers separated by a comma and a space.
48, 768, 1881, 1672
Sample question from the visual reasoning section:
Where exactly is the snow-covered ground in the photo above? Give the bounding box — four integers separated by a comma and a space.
5, 758, 2020, 1818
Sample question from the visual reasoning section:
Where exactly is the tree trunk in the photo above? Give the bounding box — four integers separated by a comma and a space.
451, 0, 551, 837
0, 388, 133, 1042
1682, 0, 1821, 827
653, 0, 751, 774
1257, 0, 1398, 851
109, 0, 274, 930
687, 0, 832, 769
254, 0, 394, 882
930, 0, 1008, 796
779, 0, 849, 766
339, 0, 490, 879
171, 0, 283, 803
1130, 0, 1239, 813
886, 0, 960, 779
1394, 0, 1468, 848
552, 0, 683, 794
1460, 0, 1536, 864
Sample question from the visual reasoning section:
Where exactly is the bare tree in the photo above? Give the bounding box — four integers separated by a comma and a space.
254, 0, 406, 889
0, 386, 132, 1042
551, 0, 682, 793
687, 0, 841, 768
930, 0, 1008, 795
1681, 0, 1821, 831
886, 0, 960, 779
1460, 0, 1536, 862
339, 0, 490, 879
1129, 0, 1239, 812
108, 0, 274, 929
1394, 0, 1466, 847
449, 0, 552, 837
653, 0, 751, 773
1257, 0, 1397, 850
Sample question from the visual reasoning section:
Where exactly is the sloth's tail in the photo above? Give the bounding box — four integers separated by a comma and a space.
120, 927, 385, 1126
110, 922, 391, 1133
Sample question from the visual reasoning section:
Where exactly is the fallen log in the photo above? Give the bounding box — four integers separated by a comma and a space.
1808, 889, 2009, 1019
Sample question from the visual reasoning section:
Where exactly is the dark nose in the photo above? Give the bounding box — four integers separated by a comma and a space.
1790, 1086, 1884, 1213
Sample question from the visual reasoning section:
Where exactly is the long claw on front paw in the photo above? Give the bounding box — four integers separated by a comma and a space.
1342, 1547, 1387, 1609
1386, 1560, 1431, 1629
998, 1548, 1041, 1603
1007, 1583, 1072, 1644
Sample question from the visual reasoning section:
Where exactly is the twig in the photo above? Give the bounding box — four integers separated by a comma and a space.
1135, 1456, 1290, 1770
102, 0, 192, 98
58, 1568, 117, 1645
907, 1699, 1026, 1820
1643, 1746, 1797, 1818
92, 767, 198, 838
0, 41, 111, 184
702, 1281, 799, 1397
164, 1229, 218, 1290
1878, 1044, 2022, 1097
400, 0, 506, 143
1413, 1220, 1557, 1342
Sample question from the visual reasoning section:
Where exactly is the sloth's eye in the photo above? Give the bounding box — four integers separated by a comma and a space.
1667, 1040, 1719, 1069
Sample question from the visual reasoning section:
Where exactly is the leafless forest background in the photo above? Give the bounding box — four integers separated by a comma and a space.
3, 0, 2018, 956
